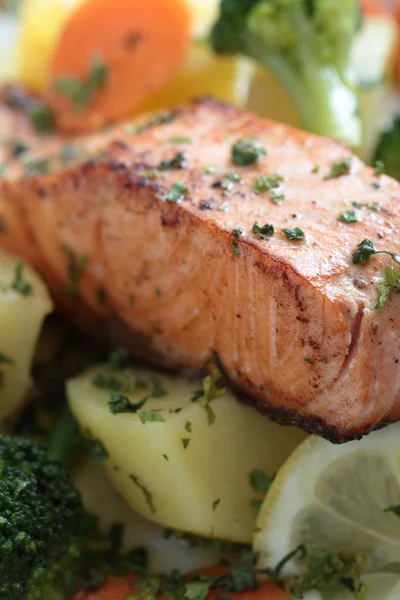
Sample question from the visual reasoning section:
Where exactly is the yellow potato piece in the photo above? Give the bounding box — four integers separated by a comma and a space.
0, 248, 53, 422
68, 366, 306, 543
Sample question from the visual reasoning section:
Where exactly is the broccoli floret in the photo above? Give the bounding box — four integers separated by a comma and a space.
373, 118, 400, 181
0, 435, 88, 600
211, 0, 362, 148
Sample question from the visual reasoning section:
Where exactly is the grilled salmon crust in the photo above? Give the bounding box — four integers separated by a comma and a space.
1, 92, 400, 443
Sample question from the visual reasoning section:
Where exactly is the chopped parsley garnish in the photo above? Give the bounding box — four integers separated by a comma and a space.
182, 438, 190, 449
137, 410, 165, 424
185, 421, 192, 433
249, 469, 273, 494
163, 454, 169, 461
108, 392, 147, 415
109, 346, 130, 369
59, 144, 80, 165
165, 181, 188, 202
167, 136, 192, 145
212, 499, 220, 511
374, 160, 385, 176
191, 368, 226, 425
28, 102, 54, 134
151, 375, 167, 398
218, 201, 229, 212
155, 287, 162, 297
160, 151, 186, 170
232, 227, 243, 256
252, 223, 274, 237
253, 172, 283, 194
311, 164, 320, 174
53, 54, 109, 113
231, 137, 266, 166
83, 438, 109, 463
338, 210, 358, 223
24, 158, 50, 176
203, 165, 218, 174
214, 171, 241, 195
60, 246, 88, 298
324, 157, 352, 180
376, 267, 400, 311
0, 352, 15, 365
384, 505, 400, 516
352, 239, 400, 266
305, 357, 313, 365
10, 139, 28, 158
11, 261, 33, 296
92, 372, 122, 391
96, 286, 106, 305
352, 201, 379, 212
281, 227, 305, 241
126, 112, 176, 135
130, 475, 156, 514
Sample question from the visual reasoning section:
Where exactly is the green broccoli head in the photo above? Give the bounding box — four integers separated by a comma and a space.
211, 0, 362, 147
373, 119, 400, 182
0, 435, 88, 600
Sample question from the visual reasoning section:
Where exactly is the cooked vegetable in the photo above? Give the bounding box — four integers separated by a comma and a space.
47, 0, 191, 131
0, 435, 89, 600
373, 118, 400, 181
0, 248, 52, 423
211, 0, 362, 148
67, 365, 306, 543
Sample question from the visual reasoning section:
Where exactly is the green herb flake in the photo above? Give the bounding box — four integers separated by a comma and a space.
0, 352, 15, 365
305, 357, 313, 365
126, 112, 176, 135
130, 475, 156, 514
232, 227, 243, 256
182, 438, 191, 449
87, 439, 109, 463
252, 222, 274, 237
59, 144, 80, 165
10, 139, 28, 158
218, 202, 229, 212
352, 239, 400, 266
163, 454, 169, 461
352, 201, 379, 212
185, 421, 192, 433
108, 392, 147, 415
231, 137, 266, 166
281, 227, 305, 241
203, 165, 218, 174
151, 375, 167, 398
137, 410, 166, 424
155, 287, 162, 297
11, 261, 33, 296
24, 158, 50, 176
249, 469, 273, 494
324, 157, 352, 180
92, 372, 122, 391
167, 136, 192, 145
376, 266, 400, 311
29, 102, 54, 134
60, 246, 88, 298
53, 54, 109, 113
311, 165, 320, 174
165, 181, 188, 202
192, 368, 225, 425
374, 160, 385, 176
384, 505, 400, 517
215, 171, 241, 195
160, 151, 186, 170
338, 210, 358, 223
253, 172, 283, 194
212, 498, 220, 511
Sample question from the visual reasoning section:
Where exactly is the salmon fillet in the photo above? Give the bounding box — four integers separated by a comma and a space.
1, 90, 400, 442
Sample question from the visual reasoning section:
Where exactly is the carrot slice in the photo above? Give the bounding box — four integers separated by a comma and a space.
47, 0, 191, 132
73, 569, 289, 600
360, 0, 391, 15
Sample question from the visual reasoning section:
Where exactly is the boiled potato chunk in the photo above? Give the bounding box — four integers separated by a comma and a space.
0, 248, 53, 422
68, 366, 306, 544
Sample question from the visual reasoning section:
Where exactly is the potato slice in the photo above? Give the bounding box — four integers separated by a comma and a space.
68, 366, 306, 543
0, 248, 53, 422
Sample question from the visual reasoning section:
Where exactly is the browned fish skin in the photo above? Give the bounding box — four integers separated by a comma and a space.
1, 93, 400, 443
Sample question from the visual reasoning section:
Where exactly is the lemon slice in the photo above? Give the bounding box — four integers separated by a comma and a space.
253, 424, 400, 578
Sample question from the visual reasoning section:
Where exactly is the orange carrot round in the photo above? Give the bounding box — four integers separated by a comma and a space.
360, 0, 390, 15
47, 0, 191, 132
73, 569, 289, 600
